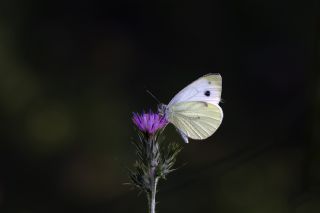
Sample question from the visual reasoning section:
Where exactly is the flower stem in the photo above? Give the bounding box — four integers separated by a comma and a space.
148, 176, 158, 213
148, 138, 158, 213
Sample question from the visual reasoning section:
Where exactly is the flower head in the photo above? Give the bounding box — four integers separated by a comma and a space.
132, 111, 168, 135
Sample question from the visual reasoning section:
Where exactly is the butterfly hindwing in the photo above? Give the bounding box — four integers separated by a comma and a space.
167, 101, 223, 140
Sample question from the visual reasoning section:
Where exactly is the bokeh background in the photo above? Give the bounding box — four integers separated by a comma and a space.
0, 1, 319, 212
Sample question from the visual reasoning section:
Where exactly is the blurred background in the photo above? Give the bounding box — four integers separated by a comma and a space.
0, 0, 319, 212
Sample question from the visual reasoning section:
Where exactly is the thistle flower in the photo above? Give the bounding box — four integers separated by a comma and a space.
132, 111, 168, 135
129, 110, 182, 213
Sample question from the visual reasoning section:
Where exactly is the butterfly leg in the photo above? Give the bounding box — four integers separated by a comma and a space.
177, 129, 189, 143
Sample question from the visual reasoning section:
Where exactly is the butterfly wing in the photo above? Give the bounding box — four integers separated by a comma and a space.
168, 73, 222, 107
167, 101, 223, 142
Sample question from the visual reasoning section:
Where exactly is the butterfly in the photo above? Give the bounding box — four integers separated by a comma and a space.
158, 73, 223, 143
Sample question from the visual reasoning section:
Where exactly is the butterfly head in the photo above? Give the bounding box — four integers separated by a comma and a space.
158, 103, 168, 117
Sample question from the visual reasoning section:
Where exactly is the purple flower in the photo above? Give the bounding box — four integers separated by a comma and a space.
132, 111, 168, 135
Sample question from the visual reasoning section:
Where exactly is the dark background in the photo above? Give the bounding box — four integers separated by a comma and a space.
0, 1, 319, 212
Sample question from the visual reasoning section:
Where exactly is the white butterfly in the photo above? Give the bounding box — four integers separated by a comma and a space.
159, 73, 223, 143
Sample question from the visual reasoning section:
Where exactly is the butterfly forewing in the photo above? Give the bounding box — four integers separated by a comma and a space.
168, 73, 222, 107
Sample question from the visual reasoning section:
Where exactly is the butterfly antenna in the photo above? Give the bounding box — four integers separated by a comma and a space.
146, 90, 161, 104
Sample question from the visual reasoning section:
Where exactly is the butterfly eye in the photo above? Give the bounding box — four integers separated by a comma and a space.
204, 91, 211, 96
